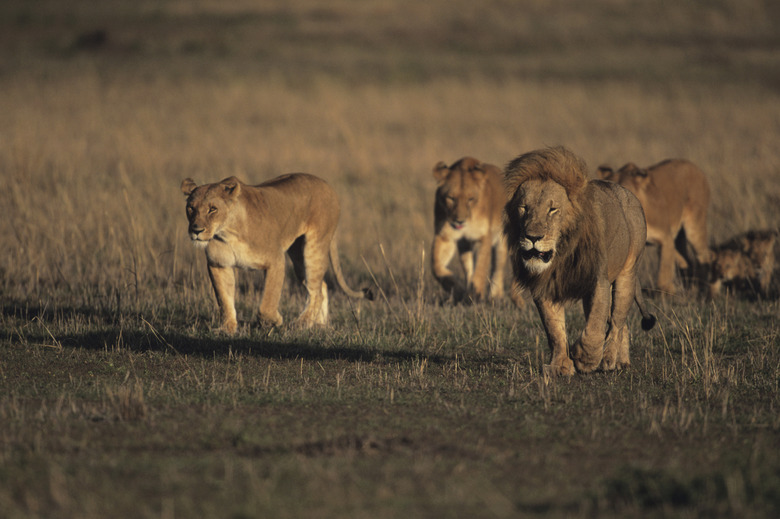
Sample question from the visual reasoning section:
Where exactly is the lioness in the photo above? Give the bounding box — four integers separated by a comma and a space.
181, 174, 372, 333
709, 229, 778, 298
597, 159, 713, 294
504, 147, 656, 376
432, 157, 520, 304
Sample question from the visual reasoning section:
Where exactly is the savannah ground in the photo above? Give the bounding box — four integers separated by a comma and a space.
1, 0, 780, 517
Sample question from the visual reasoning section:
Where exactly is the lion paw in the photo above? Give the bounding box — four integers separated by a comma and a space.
259, 312, 283, 328
218, 320, 238, 336
599, 357, 617, 371
572, 339, 603, 374
545, 357, 575, 377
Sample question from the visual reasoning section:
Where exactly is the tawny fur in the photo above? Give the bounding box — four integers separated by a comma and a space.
504, 147, 655, 376
709, 229, 778, 298
181, 174, 371, 334
597, 159, 713, 294
432, 157, 523, 306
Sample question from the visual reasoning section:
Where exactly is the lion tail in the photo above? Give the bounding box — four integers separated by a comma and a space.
329, 240, 375, 301
634, 279, 657, 331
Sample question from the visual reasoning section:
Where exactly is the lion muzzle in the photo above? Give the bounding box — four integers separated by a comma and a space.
521, 248, 553, 263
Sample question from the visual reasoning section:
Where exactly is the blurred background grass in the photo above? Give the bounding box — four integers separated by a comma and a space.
2, 0, 779, 310
2, 2, 780, 517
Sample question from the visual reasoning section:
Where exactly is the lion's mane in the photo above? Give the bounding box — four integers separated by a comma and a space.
503, 146, 602, 303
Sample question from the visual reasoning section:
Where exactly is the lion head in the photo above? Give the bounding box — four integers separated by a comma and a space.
180, 176, 241, 247
712, 248, 752, 283
503, 147, 596, 291
710, 230, 777, 297
433, 157, 492, 231
596, 162, 650, 192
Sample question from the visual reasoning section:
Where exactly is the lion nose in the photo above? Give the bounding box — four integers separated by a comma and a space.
190, 226, 205, 236
526, 234, 543, 245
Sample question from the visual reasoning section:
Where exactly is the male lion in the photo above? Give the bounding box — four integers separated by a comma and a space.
504, 147, 656, 376
709, 229, 778, 298
597, 159, 713, 294
181, 174, 372, 334
432, 157, 521, 305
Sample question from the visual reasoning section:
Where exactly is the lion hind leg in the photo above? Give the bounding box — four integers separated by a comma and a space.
602, 324, 630, 371
682, 208, 714, 265
315, 281, 329, 326
616, 325, 631, 369
602, 272, 640, 371
296, 238, 329, 328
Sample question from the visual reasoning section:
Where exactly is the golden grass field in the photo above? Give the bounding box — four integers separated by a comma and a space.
1, 0, 780, 517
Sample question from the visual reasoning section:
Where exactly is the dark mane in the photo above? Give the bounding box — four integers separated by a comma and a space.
503, 147, 603, 303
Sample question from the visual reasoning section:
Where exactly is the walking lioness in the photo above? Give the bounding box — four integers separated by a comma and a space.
181, 174, 372, 333
597, 159, 713, 294
432, 157, 520, 305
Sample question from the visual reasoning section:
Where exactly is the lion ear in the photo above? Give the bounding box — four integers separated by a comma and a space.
619, 162, 644, 177
220, 176, 241, 197
432, 161, 449, 181
181, 178, 198, 196
596, 165, 614, 180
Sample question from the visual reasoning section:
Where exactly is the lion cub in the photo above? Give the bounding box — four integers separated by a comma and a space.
432, 157, 520, 305
181, 174, 372, 334
709, 229, 778, 298
598, 159, 714, 294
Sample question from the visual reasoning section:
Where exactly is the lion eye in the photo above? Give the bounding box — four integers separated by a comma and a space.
208, 206, 218, 214
186, 206, 193, 216
549, 207, 558, 215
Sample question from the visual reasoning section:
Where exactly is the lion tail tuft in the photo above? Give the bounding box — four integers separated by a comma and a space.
641, 314, 657, 331
634, 279, 657, 332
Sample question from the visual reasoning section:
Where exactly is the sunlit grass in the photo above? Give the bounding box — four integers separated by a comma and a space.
1, 0, 779, 517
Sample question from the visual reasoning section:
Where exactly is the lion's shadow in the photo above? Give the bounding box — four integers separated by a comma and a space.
1, 300, 447, 364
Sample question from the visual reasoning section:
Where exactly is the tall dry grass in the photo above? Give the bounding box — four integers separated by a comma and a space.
2, 3, 779, 516
2, 71, 779, 307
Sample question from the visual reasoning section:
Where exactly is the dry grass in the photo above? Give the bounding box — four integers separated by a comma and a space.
1, 0, 780, 517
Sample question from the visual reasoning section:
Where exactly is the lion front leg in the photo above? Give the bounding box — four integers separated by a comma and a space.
258, 256, 285, 328
572, 279, 610, 374
535, 299, 574, 376
207, 264, 238, 335
432, 235, 467, 300
469, 236, 493, 301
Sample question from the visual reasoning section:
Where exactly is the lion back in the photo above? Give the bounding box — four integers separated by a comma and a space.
588, 179, 648, 281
